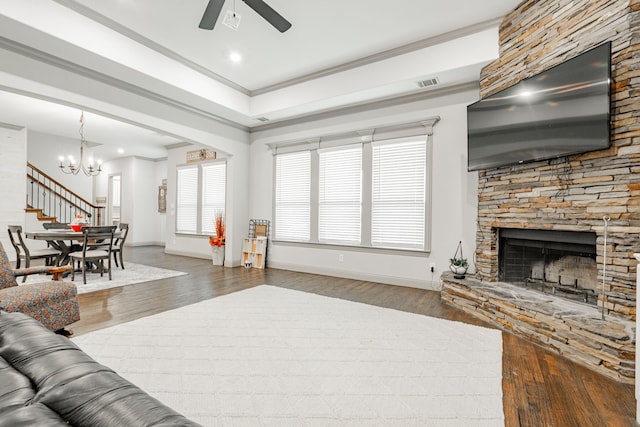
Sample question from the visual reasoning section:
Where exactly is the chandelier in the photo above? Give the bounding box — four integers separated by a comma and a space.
59, 111, 102, 176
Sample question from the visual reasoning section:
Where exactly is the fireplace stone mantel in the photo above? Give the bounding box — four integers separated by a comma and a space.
441, 272, 635, 383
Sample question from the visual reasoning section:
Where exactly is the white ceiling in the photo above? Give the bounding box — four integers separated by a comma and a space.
0, 0, 521, 160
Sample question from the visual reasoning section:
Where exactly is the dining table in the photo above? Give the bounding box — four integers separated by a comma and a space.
26, 229, 121, 267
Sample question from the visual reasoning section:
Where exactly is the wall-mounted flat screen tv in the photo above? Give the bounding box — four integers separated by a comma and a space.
467, 42, 611, 171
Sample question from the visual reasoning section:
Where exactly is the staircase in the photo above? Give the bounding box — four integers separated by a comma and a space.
26, 162, 104, 225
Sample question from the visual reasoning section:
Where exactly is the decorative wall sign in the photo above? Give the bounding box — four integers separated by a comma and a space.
186, 148, 216, 163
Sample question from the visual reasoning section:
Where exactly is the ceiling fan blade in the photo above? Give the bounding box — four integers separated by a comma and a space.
199, 0, 225, 30
242, 0, 292, 33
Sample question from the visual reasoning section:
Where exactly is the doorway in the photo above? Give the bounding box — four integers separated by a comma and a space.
108, 174, 121, 225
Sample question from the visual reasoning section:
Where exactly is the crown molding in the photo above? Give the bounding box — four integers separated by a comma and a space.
53, 0, 499, 98
250, 81, 479, 132
251, 18, 502, 96
0, 121, 24, 131
133, 155, 167, 162
0, 35, 249, 132
166, 142, 193, 150
52, 0, 250, 95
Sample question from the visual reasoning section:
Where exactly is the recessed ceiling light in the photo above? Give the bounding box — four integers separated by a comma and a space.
229, 52, 242, 63
117, 148, 125, 154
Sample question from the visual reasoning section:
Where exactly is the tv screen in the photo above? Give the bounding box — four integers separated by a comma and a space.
467, 42, 611, 171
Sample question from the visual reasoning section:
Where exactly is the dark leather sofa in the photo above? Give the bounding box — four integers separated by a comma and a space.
0, 310, 202, 427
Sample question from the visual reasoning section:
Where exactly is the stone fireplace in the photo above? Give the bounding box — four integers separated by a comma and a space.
441, 0, 640, 383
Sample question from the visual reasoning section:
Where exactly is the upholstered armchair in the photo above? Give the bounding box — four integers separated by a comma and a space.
0, 241, 79, 332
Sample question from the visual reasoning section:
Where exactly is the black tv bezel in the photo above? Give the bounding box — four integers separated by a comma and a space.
467, 42, 612, 172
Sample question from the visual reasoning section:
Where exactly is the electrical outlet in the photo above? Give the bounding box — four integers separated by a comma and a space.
338, 254, 344, 262
429, 262, 436, 273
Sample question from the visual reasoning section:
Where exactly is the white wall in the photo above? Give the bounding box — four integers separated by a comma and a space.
250, 88, 479, 290
131, 157, 165, 245
164, 142, 250, 267
95, 156, 167, 246
27, 131, 94, 202
155, 159, 167, 244
0, 128, 27, 262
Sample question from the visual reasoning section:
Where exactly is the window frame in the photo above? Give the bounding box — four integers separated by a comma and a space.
271, 122, 435, 255
175, 159, 227, 236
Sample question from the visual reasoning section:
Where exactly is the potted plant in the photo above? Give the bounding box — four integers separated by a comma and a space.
209, 212, 225, 266
449, 241, 468, 279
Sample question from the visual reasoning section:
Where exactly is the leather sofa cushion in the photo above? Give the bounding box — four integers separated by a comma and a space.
0, 311, 202, 427
0, 356, 34, 408
0, 352, 67, 426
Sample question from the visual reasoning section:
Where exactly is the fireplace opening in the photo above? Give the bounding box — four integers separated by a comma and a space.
498, 229, 598, 305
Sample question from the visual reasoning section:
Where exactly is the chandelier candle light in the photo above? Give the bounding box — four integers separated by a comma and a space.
59, 111, 102, 176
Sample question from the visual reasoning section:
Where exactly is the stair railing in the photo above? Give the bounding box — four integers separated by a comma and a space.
26, 162, 104, 225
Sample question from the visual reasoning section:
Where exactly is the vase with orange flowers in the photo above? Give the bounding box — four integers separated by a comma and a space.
209, 212, 225, 265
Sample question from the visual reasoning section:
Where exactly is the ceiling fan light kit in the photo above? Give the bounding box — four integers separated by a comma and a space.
199, 0, 291, 33
222, 10, 242, 30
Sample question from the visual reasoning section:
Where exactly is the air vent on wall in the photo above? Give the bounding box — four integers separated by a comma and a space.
417, 77, 439, 88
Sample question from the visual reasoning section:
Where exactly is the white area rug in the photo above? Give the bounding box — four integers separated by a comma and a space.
73, 285, 504, 426
24, 262, 188, 294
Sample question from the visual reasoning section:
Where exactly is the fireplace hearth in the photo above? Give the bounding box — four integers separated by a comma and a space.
499, 229, 598, 305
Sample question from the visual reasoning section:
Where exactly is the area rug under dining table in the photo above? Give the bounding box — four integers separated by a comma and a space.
72, 285, 504, 426
24, 262, 188, 294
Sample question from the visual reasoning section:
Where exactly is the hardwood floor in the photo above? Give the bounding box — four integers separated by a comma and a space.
71, 246, 636, 426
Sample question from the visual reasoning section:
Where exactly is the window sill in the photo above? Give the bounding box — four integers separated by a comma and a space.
272, 240, 430, 257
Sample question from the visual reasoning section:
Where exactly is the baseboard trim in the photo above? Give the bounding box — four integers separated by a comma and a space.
267, 261, 440, 291
127, 241, 164, 247
164, 248, 241, 267
165, 248, 210, 260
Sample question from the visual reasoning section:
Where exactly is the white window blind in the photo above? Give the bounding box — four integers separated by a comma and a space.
318, 145, 362, 244
275, 151, 311, 241
176, 166, 198, 234
372, 138, 426, 250
201, 162, 227, 235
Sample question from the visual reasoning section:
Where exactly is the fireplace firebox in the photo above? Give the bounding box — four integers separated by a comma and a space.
498, 229, 598, 305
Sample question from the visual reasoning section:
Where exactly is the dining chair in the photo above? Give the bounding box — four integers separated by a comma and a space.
112, 223, 129, 269
7, 225, 62, 282
68, 226, 117, 284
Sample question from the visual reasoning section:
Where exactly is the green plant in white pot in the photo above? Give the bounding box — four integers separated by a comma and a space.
449, 241, 468, 279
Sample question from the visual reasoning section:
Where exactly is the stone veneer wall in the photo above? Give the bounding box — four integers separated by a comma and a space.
474, 0, 640, 321
441, 274, 635, 383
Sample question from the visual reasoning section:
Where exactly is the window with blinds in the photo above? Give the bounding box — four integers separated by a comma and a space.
274, 151, 311, 241
272, 119, 434, 252
372, 139, 426, 250
318, 145, 362, 244
176, 161, 226, 235
176, 166, 198, 234
202, 163, 226, 235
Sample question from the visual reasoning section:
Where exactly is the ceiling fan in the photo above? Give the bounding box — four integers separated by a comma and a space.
199, 0, 292, 33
